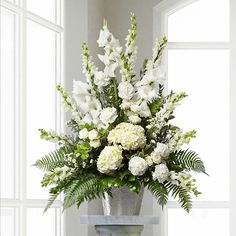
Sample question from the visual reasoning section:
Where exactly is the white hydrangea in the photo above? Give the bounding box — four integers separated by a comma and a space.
79, 128, 89, 139
128, 156, 148, 176
108, 122, 146, 150
155, 143, 169, 158
152, 164, 170, 183
100, 107, 118, 127
88, 129, 99, 140
118, 81, 135, 100
97, 146, 123, 174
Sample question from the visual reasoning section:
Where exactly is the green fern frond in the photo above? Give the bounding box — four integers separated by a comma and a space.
33, 146, 73, 171
44, 191, 61, 213
147, 181, 168, 208
170, 149, 207, 174
166, 183, 192, 212
63, 175, 102, 209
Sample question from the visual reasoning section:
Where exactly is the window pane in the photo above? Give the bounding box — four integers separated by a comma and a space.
168, 208, 229, 236
26, 21, 56, 199
27, 208, 58, 236
168, 50, 229, 201
0, 7, 18, 199
27, 0, 56, 23
0, 208, 19, 236
168, 0, 229, 42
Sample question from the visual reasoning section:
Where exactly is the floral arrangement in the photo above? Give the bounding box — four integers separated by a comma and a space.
34, 14, 206, 212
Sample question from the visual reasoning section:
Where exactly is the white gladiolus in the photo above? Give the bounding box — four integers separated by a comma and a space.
108, 122, 146, 150
97, 146, 123, 173
88, 130, 99, 140
152, 164, 169, 183
100, 107, 118, 126
79, 128, 89, 139
97, 25, 111, 47
118, 81, 135, 100
128, 156, 148, 176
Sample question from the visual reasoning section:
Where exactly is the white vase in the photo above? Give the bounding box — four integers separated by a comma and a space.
102, 186, 144, 216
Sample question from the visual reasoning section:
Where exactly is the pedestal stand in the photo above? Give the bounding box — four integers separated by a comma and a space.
80, 215, 159, 236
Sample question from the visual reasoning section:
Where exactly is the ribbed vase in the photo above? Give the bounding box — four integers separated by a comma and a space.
102, 186, 144, 216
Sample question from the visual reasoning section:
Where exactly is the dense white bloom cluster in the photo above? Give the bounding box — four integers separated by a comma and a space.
108, 122, 146, 150
97, 146, 123, 173
99, 107, 118, 127
152, 164, 170, 183
128, 156, 148, 176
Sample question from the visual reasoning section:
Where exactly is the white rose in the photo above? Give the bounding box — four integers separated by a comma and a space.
97, 146, 123, 174
155, 143, 169, 157
129, 115, 141, 124
90, 139, 101, 148
152, 164, 169, 183
145, 155, 153, 166
118, 81, 134, 100
100, 107, 118, 126
79, 128, 88, 139
128, 156, 148, 176
88, 129, 99, 140
150, 151, 162, 164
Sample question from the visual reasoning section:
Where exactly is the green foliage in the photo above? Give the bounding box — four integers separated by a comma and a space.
166, 183, 192, 212
147, 181, 168, 208
76, 142, 92, 159
153, 36, 168, 66
149, 97, 164, 115
63, 175, 103, 209
169, 149, 207, 174
33, 146, 73, 171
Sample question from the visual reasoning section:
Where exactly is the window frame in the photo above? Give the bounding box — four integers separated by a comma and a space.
0, 0, 64, 235
153, 0, 236, 235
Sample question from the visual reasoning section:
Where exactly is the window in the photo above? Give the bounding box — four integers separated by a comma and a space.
0, 1, 64, 235
154, 0, 235, 235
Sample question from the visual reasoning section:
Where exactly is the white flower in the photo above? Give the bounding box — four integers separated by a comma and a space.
128, 156, 148, 176
90, 139, 101, 148
94, 71, 110, 88
152, 164, 169, 183
118, 82, 135, 100
145, 155, 153, 166
97, 25, 111, 47
169, 171, 179, 185
100, 107, 118, 126
97, 146, 123, 173
139, 101, 151, 118
150, 151, 162, 164
129, 115, 141, 124
104, 62, 118, 77
108, 122, 146, 150
79, 128, 89, 139
88, 129, 99, 140
155, 143, 169, 158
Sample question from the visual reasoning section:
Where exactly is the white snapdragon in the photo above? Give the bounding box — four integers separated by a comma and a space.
118, 81, 135, 100
79, 128, 89, 139
100, 107, 118, 127
97, 146, 123, 174
128, 156, 148, 176
53, 165, 72, 182
152, 164, 169, 183
108, 122, 146, 150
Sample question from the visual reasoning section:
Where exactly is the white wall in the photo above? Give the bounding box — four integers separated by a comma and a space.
64, 0, 163, 235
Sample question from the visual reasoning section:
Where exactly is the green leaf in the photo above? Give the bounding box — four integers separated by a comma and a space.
149, 98, 164, 115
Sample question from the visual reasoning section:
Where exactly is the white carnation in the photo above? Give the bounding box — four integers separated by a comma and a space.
128, 156, 148, 176
155, 143, 169, 157
97, 146, 123, 174
79, 128, 88, 139
118, 81, 134, 100
88, 129, 99, 140
90, 139, 101, 148
100, 107, 118, 126
108, 122, 146, 150
152, 164, 169, 183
